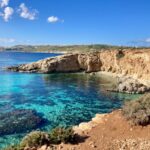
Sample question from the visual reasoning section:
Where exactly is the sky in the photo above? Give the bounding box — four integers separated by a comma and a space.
0, 0, 150, 46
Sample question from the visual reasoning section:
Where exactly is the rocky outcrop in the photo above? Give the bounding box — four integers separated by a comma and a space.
7, 49, 150, 93
7, 52, 102, 73
73, 113, 107, 133
7, 54, 80, 73
109, 77, 150, 94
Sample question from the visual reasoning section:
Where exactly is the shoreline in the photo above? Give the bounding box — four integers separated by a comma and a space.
73, 112, 109, 133
42, 109, 150, 150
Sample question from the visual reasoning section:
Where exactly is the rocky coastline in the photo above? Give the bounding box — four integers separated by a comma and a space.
5, 50, 150, 150
7, 49, 150, 94
36, 110, 150, 150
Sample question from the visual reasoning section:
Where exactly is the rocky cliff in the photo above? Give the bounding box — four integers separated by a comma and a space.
7, 49, 150, 82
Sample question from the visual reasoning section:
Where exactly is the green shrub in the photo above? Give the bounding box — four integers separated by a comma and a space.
116, 50, 125, 59
122, 94, 150, 126
4, 127, 76, 150
49, 127, 75, 144
19, 131, 50, 149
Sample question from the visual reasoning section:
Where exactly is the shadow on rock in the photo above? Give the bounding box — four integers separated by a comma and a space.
72, 134, 89, 144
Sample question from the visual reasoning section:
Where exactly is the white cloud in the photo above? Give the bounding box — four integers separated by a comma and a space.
48, 16, 59, 23
145, 38, 150, 43
0, 38, 16, 43
0, 0, 9, 8
0, 7, 14, 22
128, 38, 150, 47
47, 16, 64, 23
18, 3, 38, 20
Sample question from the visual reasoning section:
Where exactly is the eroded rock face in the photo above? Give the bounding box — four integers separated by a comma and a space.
7, 52, 103, 73
7, 54, 80, 73
78, 52, 101, 72
7, 50, 150, 80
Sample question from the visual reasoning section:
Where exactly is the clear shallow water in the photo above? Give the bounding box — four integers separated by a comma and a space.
0, 52, 139, 149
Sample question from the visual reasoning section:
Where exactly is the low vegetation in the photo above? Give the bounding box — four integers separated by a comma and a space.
49, 127, 76, 144
122, 94, 150, 126
19, 131, 50, 149
4, 127, 76, 150
116, 50, 125, 59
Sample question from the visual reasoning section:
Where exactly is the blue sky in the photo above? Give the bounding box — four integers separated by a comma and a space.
0, 0, 150, 46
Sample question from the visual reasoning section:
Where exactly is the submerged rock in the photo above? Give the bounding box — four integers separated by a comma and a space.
0, 109, 47, 136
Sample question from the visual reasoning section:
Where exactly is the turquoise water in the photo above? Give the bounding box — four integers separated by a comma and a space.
0, 52, 139, 149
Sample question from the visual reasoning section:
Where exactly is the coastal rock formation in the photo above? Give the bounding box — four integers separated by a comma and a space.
7, 50, 150, 79
6, 52, 103, 73
73, 114, 107, 133
7, 49, 150, 93
37, 110, 150, 150
112, 77, 150, 94
7, 54, 80, 73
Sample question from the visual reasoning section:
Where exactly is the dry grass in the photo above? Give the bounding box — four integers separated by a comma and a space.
122, 94, 150, 126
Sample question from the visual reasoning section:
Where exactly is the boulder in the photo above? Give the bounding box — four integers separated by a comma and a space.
116, 77, 149, 94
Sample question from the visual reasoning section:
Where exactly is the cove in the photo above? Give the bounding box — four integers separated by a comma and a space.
0, 52, 139, 149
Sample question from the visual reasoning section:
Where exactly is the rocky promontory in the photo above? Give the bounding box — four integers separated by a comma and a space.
7, 49, 150, 93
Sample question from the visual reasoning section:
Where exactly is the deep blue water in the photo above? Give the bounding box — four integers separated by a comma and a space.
0, 51, 139, 149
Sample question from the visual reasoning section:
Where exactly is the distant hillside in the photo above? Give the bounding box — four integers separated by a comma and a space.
2, 44, 147, 53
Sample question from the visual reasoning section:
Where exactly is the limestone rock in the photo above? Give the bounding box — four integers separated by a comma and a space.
7, 54, 80, 73
116, 77, 150, 94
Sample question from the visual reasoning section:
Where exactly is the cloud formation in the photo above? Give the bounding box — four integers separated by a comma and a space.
47, 16, 64, 23
128, 38, 150, 47
144, 38, 150, 43
0, 2, 64, 24
0, 0, 9, 8
0, 6, 14, 22
0, 38, 16, 43
18, 3, 38, 20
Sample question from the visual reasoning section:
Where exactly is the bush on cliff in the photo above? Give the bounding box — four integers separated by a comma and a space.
19, 131, 50, 149
122, 94, 150, 126
116, 50, 125, 59
4, 127, 76, 150
49, 127, 76, 144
